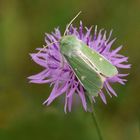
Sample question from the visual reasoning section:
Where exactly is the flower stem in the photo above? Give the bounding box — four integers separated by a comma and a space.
91, 109, 103, 140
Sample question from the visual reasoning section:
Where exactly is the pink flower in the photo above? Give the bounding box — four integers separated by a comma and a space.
28, 22, 130, 112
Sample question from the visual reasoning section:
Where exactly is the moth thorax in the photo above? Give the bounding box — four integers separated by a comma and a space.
60, 35, 81, 56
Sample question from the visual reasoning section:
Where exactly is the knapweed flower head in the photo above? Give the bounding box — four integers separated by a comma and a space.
28, 21, 130, 112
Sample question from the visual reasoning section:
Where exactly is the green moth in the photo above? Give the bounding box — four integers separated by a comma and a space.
60, 35, 118, 97
40, 12, 118, 97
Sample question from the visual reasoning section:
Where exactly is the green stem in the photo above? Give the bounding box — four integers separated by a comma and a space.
91, 109, 103, 140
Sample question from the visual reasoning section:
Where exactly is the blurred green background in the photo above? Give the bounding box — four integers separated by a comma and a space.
0, 0, 140, 140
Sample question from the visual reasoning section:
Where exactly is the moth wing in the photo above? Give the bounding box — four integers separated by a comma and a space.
81, 43, 118, 77
64, 52, 103, 97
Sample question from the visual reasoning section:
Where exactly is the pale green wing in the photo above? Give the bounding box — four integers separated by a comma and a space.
80, 42, 118, 77
64, 53, 103, 97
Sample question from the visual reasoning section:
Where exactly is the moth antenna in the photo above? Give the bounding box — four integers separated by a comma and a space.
37, 41, 59, 54
63, 11, 82, 36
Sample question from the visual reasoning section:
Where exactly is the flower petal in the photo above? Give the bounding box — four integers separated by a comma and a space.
99, 92, 107, 104
105, 82, 117, 96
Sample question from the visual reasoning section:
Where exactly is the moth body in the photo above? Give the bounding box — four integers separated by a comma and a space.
60, 35, 118, 97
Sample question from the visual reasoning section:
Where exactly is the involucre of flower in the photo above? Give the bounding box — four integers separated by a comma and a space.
28, 22, 130, 112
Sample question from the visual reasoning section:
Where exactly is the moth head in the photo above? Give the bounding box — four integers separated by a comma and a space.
60, 35, 81, 55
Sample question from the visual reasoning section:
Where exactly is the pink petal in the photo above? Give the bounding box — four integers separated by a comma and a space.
99, 92, 107, 104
